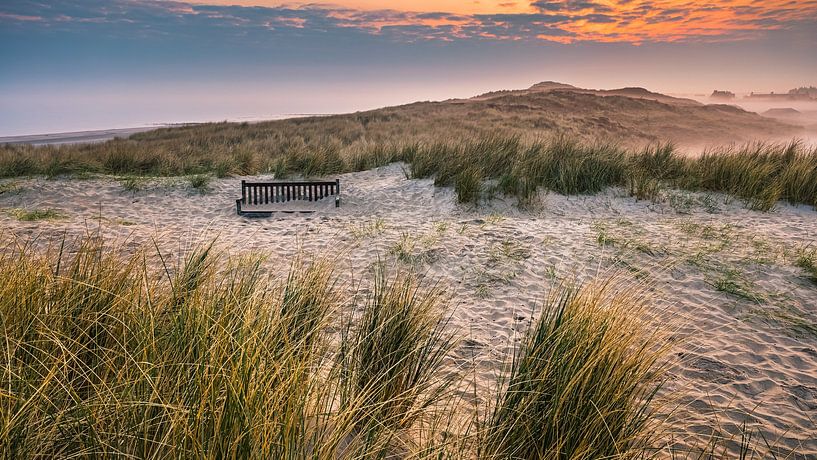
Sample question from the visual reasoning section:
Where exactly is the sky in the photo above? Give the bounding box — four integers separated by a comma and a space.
1, 0, 816, 136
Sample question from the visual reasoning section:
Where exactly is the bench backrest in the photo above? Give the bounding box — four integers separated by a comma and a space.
239, 179, 340, 206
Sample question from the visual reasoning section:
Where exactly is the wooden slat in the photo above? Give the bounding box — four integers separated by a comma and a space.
241, 181, 336, 187
335, 179, 340, 207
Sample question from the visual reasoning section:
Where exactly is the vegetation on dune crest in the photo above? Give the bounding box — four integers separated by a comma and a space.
0, 236, 792, 458
2, 121, 815, 211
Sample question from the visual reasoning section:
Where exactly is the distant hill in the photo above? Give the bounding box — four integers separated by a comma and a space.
473, 81, 701, 106
330, 81, 801, 148
763, 108, 801, 118
129, 81, 803, 150
528, 81, 578, 91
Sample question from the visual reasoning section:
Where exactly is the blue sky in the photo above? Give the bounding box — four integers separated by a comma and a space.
1, 0, 815, 135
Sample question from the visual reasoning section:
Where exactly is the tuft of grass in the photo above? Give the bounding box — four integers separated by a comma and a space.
390, 231, 418, 263
489, 240, 531, 263
5, 207, 64, 221
213, 159, 233, 178
628, 172, 663, 202
119, 175, 149, 192
338, 269, 454, 434
187, 173, 212, 192
484, 280, 669, 460
692, 142, 814, 211
349, 218, 387, 241
388, 231, 441, 265
0, 181, 22, 195
795, 246, 817, 283
455, 167, 482, 205
710, 268, 764, 303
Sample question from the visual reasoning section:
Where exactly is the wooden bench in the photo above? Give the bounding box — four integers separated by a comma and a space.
236, 179, 340, 216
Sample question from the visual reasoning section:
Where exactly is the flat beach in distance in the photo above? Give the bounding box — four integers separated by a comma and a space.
1, 81, 817, 458
0, 127, 164, 146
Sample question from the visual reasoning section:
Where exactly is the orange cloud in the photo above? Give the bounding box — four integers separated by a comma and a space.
183, 0, 817, 43
187, 0, 532, 14
542, 0, 817, 43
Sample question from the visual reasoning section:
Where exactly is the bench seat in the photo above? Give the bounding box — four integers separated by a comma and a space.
236, 179, 340, 216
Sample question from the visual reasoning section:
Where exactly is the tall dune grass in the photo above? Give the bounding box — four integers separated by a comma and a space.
2, 122, 814, 211
2, 236, 791, 457
690, 142, 817, 211
337, 268, 455, 455
484, 280, 668, 460
0, 237, 457, 458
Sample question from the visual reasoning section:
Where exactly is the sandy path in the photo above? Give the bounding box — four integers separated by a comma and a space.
1, 164, 816, 457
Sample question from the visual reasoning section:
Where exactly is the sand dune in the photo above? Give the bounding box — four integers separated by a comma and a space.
2, 82, 803, 151
1, 164, 815, 457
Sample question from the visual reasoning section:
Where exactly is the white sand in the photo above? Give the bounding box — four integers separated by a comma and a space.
1, 164, 816, 456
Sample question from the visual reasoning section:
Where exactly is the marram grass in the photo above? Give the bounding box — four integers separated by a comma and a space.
483, 279, 669, 460
0, 236, 780, 458
0, 237, 460, 458
2, 121, 816, 211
